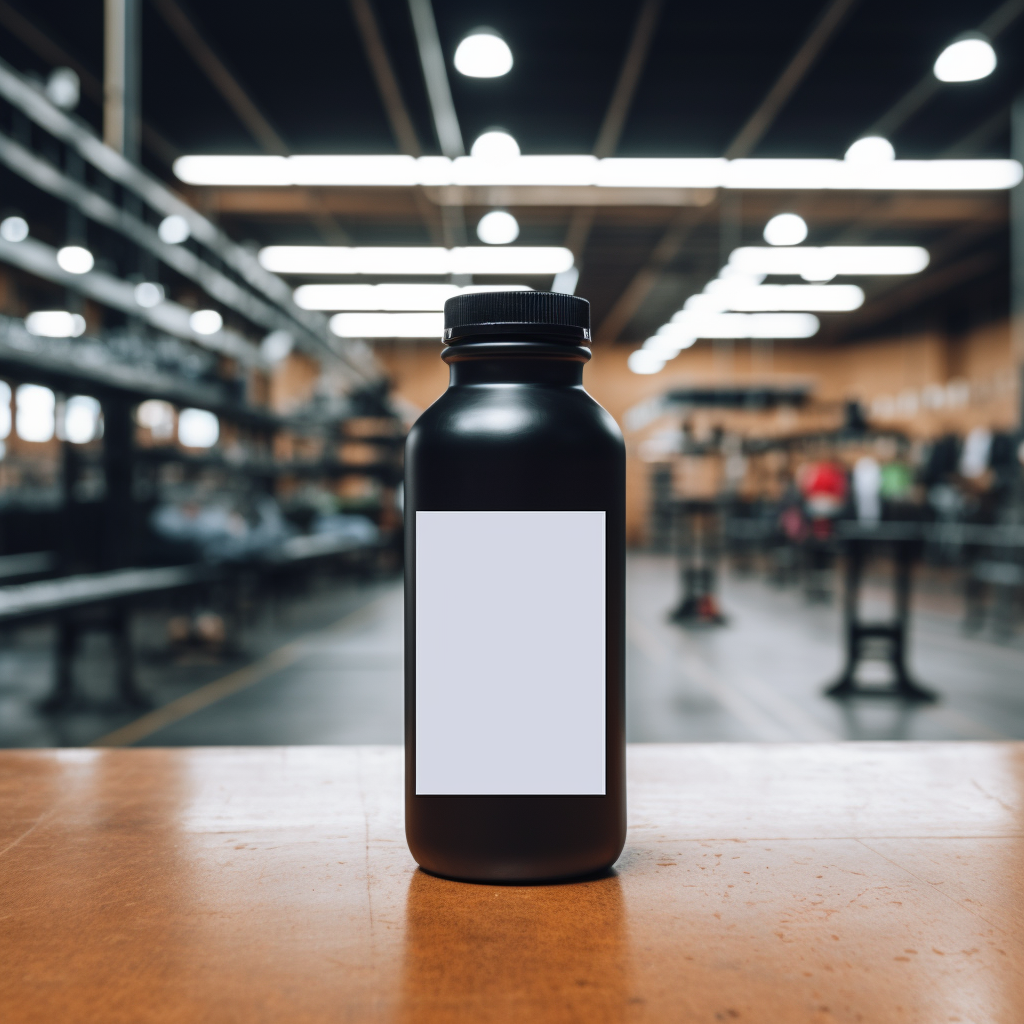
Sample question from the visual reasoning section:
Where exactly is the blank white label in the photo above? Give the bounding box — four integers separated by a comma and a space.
416, 510, 606, 796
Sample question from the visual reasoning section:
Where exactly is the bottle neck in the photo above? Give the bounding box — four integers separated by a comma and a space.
443, 339, 589, 387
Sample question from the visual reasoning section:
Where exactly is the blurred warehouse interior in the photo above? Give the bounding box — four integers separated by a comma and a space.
0, 0, 1022, 747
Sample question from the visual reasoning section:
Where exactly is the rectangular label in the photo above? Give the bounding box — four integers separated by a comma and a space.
415, 510, 606, 796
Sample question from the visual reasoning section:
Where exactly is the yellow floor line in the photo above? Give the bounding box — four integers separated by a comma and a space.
90, 591, 396, 748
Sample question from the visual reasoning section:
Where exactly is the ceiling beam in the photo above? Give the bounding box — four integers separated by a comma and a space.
594, 209, 704, 341
347, 0, 444, 244
724, 0, 860, 159
0, 0, 178, 164
405, 0, 466, 246
348, 0, 422, 156
150, 0, 358, 244
839, 248, 1001, 336
867, 0, 1024, 140
942, 103, 1011, 157
596, 0, 859, 341
406, 0, 462, 157
565, 0, 664, 261
150, 0, 288, 155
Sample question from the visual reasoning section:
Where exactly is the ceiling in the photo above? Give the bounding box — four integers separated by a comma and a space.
0, 0, 1021, 345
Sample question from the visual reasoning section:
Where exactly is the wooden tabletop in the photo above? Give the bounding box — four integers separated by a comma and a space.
1, 743, 1021, 1023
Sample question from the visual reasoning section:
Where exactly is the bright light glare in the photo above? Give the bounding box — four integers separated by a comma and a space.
15, 384, 55, 442
0, 216, 28, 242
471, 131, 520, 159
134, 281, 165, 308
722, 284, 864, 312
26, 310, 86, 337
137, 399, 175, 439
454, 32, 513, 78
56, 245, 94, 274
174, 154, 1024, 191
845, 136, 895, 163
294, 283, 531, 311
659, 312, 820, 339
764, 213, 808, 246
329, 312, 444, 339
189, 309, 223, 335
729, 246, 929, 277
158, 214, 191, 245
477, 210, 520, 244
260, 246, 574, 276
934, 36, 996, 82
178, 408, 219, 448
64, 395, 100, 445
628, 350, 665, 375
261, 329, 294, 363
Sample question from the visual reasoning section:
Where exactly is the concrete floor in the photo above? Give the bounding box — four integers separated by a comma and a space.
0, 554, 1022, 748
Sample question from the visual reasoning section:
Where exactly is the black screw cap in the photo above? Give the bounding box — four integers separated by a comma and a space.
443, 290, 591, 344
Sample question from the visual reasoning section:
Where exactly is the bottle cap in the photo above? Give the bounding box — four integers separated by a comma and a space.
443, 291, 591, 344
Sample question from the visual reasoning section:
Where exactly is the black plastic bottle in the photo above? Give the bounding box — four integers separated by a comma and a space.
404, 291, 626, 883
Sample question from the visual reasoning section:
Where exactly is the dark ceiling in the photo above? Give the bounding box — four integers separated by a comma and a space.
4, 0, 1022, 159
0, 0, 1019, 344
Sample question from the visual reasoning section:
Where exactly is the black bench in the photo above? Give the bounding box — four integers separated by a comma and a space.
0, 564, 215, 710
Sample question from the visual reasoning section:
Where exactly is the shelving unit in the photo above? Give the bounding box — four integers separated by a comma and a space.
0, 55, 404, 707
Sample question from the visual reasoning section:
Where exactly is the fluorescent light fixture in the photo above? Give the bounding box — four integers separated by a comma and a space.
294, 283, 531, 311
934, 35, 996, 83
729, 246, 929, 277
134, 281, 165, 308
329, 312, 444, 338
178, 407, 219, 448
291, 155, 421, 186
174, 154, 1024, 191
452, 155, 598, 187
551, 266, 579, 295
845, 136, 895, 164
597, 158, 725, 188
628, 349, 665, 375
15, 384, 55, 442
721, 283, 864, 312
189, 309, 223, 335
26, 310, 86, 337
261, 329, 294, 362
659, 312, 820, 339
763, 212, 808, 246
56, 245, 94, 274
471, 131, 520, 159
477, 210, 520, 244
260, 246, 574, 276
0, 381, 9, 439
0, 216, 28, 242
454, 31, 513, 78
158, 214, 191, 245
64, 395, 100, 445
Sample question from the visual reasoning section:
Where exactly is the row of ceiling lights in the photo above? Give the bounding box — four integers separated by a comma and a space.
628, 209, 932, 374
6, 25, 1008, 351
451, 27, 999, 84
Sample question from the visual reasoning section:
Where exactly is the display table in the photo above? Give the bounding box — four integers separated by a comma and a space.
1, 744, 1021, 1022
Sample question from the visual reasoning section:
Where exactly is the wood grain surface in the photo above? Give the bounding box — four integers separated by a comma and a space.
1, 743, 1022, 1023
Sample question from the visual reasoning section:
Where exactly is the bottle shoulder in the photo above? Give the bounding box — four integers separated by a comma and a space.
408, 384, 622, 452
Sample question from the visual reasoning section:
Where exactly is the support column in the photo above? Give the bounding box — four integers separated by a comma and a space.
104, 0, 141, 162
102, 396, 134, 570
1012, 92, 1024, 428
